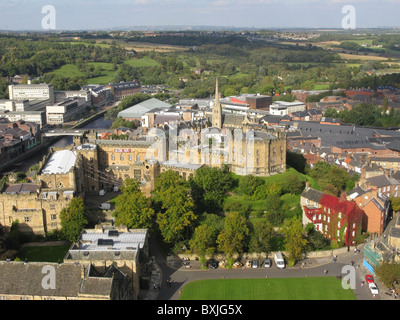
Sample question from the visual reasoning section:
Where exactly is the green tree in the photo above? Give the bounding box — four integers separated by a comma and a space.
249, 219, 274, 254
60, 197, 89, 242
238, 175, 264, 198
217, 212, 249, 257
375, 261, 400, 291
153, 171, 197, 244
391, 198, 400, 212
265, 194, 284, 226
281, 217, 308, 266
113, 179, 155, 229
190, 166, 235, 213
281, 173, 305, 195
189, 224, 216, 260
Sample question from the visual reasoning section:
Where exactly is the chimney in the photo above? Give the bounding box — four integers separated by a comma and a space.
340, 190, 347, 201
305, 180, 310, 189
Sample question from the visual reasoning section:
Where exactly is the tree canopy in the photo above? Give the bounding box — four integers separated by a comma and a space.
59, 197, 89, 242
113, 179, 155, 230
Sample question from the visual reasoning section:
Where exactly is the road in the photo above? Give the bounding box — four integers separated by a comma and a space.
149, 237, 396, 301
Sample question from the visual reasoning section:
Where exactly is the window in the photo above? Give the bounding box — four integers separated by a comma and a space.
24, 217, 30, 223
327, 217, 330, 223
338, 212, 342, 219
111, 154, 115, 161
51, 214, 57, 221
50, 204, 56, 211
120, 154, 124, 161
129, 155, 132, 161
338, 221, 341, 228
337, 230, 340, 237
353, 223, 356, 229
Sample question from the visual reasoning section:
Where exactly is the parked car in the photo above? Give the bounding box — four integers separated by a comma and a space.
274, 251, 285, 269
365, 275, 374, 284
264, 258, 272, 268
251, 260, 259, 268
99, 203, 111, 210
209, 259, 218, 269
369, 283, 379, 296
233, 261, 243, 269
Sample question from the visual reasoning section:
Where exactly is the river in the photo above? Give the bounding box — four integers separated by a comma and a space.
9, 116, 112, 173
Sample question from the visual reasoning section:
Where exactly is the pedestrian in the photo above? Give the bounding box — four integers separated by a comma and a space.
324, 269, 328, 275
153, 283, 157, 291
166, 279, 170, 288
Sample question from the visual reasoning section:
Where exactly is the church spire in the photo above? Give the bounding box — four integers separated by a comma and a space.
212, 77, 222, 128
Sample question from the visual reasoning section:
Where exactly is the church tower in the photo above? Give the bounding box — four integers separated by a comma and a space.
212, 78, 222, 128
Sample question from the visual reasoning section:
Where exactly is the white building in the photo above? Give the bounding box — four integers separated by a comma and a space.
8, 84, 55, 103
269, 101, 306, 116
46, 98, 88, 125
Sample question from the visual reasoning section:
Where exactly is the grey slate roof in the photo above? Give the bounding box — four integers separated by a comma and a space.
301, 187, 324, 203
118, 98, 171, 118
0, 262, 83, 297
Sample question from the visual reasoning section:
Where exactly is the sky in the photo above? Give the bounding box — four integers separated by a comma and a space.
0, 0, 400, 31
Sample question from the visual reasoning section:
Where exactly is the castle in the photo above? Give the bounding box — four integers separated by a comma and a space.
0, 79, 287, 236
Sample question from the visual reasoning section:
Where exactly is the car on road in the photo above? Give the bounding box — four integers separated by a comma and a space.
208, 259, 218, 269
251, 260, 259, 268
369, 282, 379, 295
264, 258, 272, 268
365, 275, 374, 284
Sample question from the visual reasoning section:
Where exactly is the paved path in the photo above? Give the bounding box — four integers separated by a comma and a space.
149, 237, 396, 301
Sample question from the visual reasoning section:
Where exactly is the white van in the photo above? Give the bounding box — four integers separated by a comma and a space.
99, 203, 111, 210
274, 252, 285, 269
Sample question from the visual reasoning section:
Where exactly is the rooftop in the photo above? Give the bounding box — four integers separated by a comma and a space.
41, 150, 77, 175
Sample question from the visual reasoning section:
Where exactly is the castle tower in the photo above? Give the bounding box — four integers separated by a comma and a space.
212, 78, 222, 128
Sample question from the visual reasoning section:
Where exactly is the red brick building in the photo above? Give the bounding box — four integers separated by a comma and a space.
301, 187, 363, 246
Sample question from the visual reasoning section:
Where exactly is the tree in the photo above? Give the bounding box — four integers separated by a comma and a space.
281, 217, 308, 266
60, 197, 89, 242
375, 261, 400, 291
113, 179, 155, 230
190, 166, 235, 213
237, 175, 264, 198
249, 219, 274, 254
152, 171, 197, 244
217, 212, 249, 257
265, 194, 284, 226
391, 197, 400, 212
281, 173, 305, 195
189, 224, 216, 260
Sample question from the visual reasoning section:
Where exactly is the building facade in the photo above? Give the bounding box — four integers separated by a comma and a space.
301, 187, 363, 246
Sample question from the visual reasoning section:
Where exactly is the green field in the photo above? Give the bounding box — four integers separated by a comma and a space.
51, 64, 85, 78
179, 277, 357, 300
125, 56, 160, 67
17, 245, 70, 263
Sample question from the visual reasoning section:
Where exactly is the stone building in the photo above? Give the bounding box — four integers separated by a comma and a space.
0, 261, 132, 300
64, 225, 148, 300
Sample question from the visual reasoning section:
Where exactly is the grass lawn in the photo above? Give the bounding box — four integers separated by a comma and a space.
125, 56, 160, 67
179, 277, 357, 300
225, 168, 321, 219
17, 245, 70, 263
51, 64, 85, 78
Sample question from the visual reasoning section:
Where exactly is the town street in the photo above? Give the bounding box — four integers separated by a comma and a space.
149, 237, 396, 301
